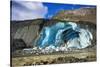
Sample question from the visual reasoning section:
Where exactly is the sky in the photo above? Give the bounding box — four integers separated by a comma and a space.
11, 0, 96, 21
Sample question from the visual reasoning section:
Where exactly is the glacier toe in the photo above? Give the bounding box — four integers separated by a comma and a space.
36, 22, 93, 51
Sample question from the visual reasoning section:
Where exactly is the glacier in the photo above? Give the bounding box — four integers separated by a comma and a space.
36, 22, 93, 51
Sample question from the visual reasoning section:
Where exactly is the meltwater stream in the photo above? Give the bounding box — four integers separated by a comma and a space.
36, 22, 93, 51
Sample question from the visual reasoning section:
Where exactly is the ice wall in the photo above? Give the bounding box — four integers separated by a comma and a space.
36, 22, 93, 50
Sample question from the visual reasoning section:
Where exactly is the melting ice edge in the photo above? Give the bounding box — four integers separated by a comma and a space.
26, 22, 93, 53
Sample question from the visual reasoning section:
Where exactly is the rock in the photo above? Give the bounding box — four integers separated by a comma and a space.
53, 7, 96, 24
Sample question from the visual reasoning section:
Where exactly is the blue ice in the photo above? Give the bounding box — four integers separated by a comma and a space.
36, 22, 93, 50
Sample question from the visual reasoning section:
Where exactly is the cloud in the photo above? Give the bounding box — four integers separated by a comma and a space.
11, 1, 48, 21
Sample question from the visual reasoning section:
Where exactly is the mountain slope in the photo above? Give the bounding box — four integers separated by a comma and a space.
53, 7, 96, 24
11, 7, 96, 52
